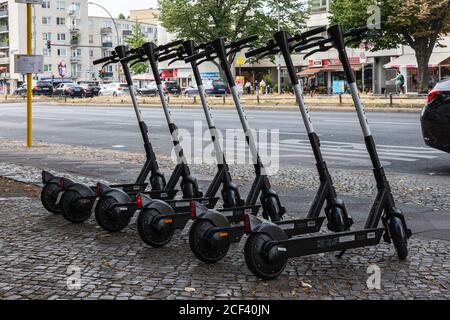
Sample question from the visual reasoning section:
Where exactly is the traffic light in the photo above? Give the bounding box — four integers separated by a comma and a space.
46, 40, 51, 50
98, 70, 104, 79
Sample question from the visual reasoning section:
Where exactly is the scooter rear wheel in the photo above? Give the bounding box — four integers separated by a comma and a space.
244, 233, 287, 280
388, 216, 408, 260
137, 208, 174, 248
61, 190, 93, 223
41, 182, 63, 214
95, 196, 132, 232
189, 219, 230, 263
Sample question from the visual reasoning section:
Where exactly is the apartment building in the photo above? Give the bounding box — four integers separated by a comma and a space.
88, 16, 157, 82
0, 0, 157, 88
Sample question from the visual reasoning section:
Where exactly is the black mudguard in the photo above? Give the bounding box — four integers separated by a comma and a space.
143, 199, 175, 216
252, 221, 289, 241
196, 209, 230, 228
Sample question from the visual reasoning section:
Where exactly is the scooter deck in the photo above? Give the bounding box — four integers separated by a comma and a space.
166, 197, 219, 213
275, 227, 384, 257
216, 205, 261, 223
207, 216, 325, 245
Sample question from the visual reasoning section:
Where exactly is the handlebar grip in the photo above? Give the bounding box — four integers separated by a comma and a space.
300, 26, 327, 39
93, 56, 112, 65
158, 39, 184, 51
245, 45, 271, 58
120, 53, 140, 64
158, 51, 180, 62
185, 49, 211, 63
227, 34, 258, 49
294, 38, 328, 52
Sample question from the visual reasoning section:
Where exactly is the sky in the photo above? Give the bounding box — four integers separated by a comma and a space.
88, 0, 158, 18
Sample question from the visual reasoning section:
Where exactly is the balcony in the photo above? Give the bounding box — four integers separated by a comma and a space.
0, 25, 8, 33
0, 11, 7, 18
70, 56, 81, 63
70, 38, 80, 45
0, 56, 9, 64
101, 27, 112, 34
69, 9, 80, 17
102, 42, 113, 48
70, 26, 81, 32
0, 41, 8, 48
122, 30, 132, 37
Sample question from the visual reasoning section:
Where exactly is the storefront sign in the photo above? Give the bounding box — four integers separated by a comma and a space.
200, 72, 221, 80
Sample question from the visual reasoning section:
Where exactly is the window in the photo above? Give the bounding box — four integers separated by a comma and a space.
89, 35, 93, 44
310, 0, 328, 13
57, 33, 66, 41
42, 0, 50, 9
42, 17, 51, 25
72, 48, 81, 57
56, 1, 65, 10
103, 21, 112, 28
42, 33, 52, 41
57, 48, 67, 56
89, 50, 93, 57
44, 64, 52, 72
43, 48, 51, 56
56, 17, 66, 25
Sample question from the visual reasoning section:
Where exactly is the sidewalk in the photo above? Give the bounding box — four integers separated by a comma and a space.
0, 139, 449, 299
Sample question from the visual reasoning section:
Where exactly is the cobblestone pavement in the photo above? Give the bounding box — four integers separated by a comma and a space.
0, 177, 448, 300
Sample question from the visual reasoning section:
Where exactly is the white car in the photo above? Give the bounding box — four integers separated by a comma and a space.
99, 83, 129, 96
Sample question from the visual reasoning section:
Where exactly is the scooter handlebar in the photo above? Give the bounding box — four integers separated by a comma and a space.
158, 51, 180, 62
245, 42, 274, 58
226, 34, 258, 50
93, 56, 114, 65
157, 39, 184, 51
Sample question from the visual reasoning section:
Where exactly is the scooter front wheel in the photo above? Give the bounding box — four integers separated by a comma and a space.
388, 216, 408, 260
95, 196, 132, 232
137, 209, 174, 248
244, 232, 287, 280
61, 190, 93, 223
41, 182, 63, 214
189, 219, 229, 264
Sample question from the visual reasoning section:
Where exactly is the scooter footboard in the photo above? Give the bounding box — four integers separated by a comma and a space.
167, 197, 219, 213
143, 189, 178, 200
279, 228, 384, 258
109, 183, 148, 195
217, 205, 260, 223
275, 217, 325, 237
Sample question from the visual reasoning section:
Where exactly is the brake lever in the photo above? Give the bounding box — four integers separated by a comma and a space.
168, 58, 181, 66
130, 59, 144, 68
101, 61, 113, 69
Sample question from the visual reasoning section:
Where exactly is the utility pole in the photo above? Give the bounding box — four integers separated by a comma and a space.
277, 0, 282, 95
26, 3, 33, 147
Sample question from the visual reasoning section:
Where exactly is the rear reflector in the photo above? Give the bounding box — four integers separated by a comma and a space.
59, 178, 65, 189
190, 201, 196, 218
243, 213, 251, 233
136, 194, 143, 209
95, 183, 101, 196
427, 90, 442, 104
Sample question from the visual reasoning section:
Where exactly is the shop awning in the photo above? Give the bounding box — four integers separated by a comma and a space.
384, 52, 450, 69
297, 64, 363, 77
131, 73, 154, 81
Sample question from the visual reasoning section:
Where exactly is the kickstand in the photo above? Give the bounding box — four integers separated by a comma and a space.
336, 249, 346, 259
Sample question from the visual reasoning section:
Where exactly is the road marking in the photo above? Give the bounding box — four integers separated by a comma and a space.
112, 145, 126, 148
34, 116, 65, 121
324, 119, 419, 126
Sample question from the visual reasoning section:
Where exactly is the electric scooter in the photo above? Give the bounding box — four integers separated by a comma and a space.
92, 42, 221, 235
127, 40, 261, 250
243, 24, 412, 280
40, 46, 175, 224
186, 36, 333, 263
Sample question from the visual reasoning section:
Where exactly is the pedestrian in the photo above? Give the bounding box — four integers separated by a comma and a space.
309, 78, 316, 97
245, 81, 251, 95
391, 70, 405, 95
260, 79, 266, 95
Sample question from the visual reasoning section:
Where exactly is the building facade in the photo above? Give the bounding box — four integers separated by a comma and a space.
0, 0, 157, 89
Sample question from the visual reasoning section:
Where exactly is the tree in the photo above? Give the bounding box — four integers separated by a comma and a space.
125, 23, 149, 74
158, 0, 309, 79
118, 13, 126, 20
330, 0, 450, 93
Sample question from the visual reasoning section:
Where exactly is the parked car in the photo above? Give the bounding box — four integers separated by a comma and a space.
99, 83, 129, 96
421, 80, 450, 153
81, 83, 101, 97
164, 80, 181, 95
13, 84, 27, 97
54, 83, 84, 98
138, 82, 158, 96
204, 80, 230, 96
183, 86, 199, 97
33, 81, 54, 96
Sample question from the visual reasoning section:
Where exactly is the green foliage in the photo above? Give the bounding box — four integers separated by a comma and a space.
118, 13, 126, 20
158, 0, 309, 61
125, 23, 149, 74
329, 0, 450, 92
273, 82, 293, 93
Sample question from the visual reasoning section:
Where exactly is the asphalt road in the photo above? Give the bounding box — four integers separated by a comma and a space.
0, 103, 448, 176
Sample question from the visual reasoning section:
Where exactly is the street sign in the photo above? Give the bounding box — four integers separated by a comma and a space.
15, 0, 43, 4
14, 54, 43, 74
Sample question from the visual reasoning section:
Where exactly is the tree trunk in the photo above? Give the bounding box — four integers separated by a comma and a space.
414, 47, 433, 94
